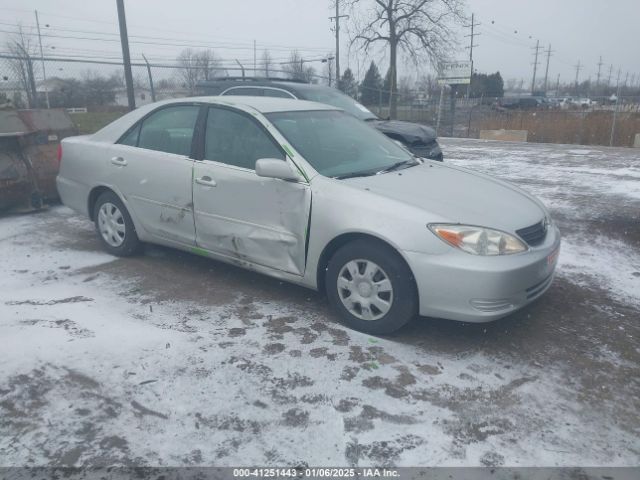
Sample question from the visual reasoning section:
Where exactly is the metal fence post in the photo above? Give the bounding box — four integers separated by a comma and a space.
142, 54, 156, 102
436, 84, 444, 136
609, 95, 621, 147
26, 54, 37, 108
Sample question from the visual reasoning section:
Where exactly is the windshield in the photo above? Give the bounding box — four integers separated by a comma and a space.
266, 110, 414, 178
297, 87, 378, 121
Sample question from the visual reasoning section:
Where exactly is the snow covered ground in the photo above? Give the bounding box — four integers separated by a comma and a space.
1, 138, 639, 467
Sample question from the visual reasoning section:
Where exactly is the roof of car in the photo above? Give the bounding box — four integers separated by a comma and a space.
178, 95, 338, 114
197, 79, 332, 96
90, 95, 340, 143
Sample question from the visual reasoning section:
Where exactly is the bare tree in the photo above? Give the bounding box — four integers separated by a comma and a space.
196, 49, 224, 81
282, 50, 316, 82
348, 0, 465, 118
260, 50, 273, 77
176, 48, 225, 93
6, 25, 40, 108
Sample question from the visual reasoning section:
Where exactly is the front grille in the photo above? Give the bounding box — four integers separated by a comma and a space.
516, 220, 547, 246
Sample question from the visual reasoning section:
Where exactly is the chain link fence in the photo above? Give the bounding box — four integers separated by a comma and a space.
2, 54, 639, 147
0, 54, 326, 110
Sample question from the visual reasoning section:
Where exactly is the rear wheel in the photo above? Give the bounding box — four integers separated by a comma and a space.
93, 191, 141, 256
326, 239, 418, 334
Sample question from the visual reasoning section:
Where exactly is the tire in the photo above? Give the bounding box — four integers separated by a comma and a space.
93, 191, 141, 257
326, 239, 418, 334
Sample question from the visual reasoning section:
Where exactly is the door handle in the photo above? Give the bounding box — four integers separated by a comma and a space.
195, 175, 217, 187
110, 156, 128, 166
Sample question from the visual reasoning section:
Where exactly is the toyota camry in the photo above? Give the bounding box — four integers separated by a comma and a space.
57, 97, 560, 334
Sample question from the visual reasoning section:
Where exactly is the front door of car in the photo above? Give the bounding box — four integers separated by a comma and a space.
192, 106, 311, 276
109, 104, 199, 246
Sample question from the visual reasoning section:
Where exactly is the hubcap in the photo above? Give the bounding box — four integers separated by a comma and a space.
98, 202, 126, 247
337, 259, 393, 321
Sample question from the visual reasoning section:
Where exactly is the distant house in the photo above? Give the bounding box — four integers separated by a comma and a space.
114, 87, 154, 107
113, 86, 191, 106
0, 81, 27, 107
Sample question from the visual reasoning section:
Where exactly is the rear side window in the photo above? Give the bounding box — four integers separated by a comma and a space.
262, 88, 295, 99
204, 107, 283, 170
134, 105, 199, 156
223, 87, 263, 96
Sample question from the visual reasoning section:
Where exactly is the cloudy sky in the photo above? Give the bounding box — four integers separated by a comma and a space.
2, 0, 639, 86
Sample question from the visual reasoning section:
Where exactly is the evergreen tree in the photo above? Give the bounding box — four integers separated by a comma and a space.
339, 68, 358, 98
382, 68, 392, 104
359, 61, 383, 105
469, 71, 504, 98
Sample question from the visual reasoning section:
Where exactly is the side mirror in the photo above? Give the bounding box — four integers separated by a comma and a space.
255, 158, 299, 181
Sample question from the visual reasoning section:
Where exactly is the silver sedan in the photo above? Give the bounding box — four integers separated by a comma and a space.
57, 97, 560, 334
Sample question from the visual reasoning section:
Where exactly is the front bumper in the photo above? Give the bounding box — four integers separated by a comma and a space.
410, 141, 443, 161
404, 225, 561, 322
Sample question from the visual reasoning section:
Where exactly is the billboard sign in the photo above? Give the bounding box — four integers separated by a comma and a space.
437, 61, 472, 85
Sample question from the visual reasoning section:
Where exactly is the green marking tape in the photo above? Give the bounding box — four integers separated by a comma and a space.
191, 247, 209, 257
281, 144, 294, 157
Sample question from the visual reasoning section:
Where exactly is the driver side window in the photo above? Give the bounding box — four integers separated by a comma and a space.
204, 107, 284, 169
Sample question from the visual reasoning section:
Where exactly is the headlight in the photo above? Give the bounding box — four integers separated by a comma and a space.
428, 224, 528, 255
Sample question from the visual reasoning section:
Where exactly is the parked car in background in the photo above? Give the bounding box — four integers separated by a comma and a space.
57, 96, 560, 334
197, 78, 443, 161
572, 98, 595, 108
496, 97, 542, 110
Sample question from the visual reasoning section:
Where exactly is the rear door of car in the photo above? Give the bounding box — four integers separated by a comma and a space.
192, 105, 311, 275
109, 103, 201, 245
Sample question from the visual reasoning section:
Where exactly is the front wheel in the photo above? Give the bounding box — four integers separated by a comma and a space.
325, 240, 418, 334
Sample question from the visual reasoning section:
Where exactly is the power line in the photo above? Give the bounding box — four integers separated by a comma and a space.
0, 22, 332, 54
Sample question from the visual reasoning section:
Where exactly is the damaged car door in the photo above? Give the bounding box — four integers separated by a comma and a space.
111, 104, 199, 245
193, 106, 311, 275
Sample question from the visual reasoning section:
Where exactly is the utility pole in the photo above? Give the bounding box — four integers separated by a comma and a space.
542, 44, 553, 94
464, 13, 480, 98
607, 64, 613, 87
596, 56, 603, 86
34, 10, 49, 109
530, 40, 541, 94
555, 74, 560, 94
253, 40, 256, 76
329, 1, 348, 88
574, 60, 582, 94
116, 0, 135, 110
624, 71, 629, 87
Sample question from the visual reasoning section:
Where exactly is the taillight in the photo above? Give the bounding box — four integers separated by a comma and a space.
57, 143, 63, 165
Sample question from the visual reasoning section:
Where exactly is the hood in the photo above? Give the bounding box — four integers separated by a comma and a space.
343, 162, 545, 233
369, 119, 437, 145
